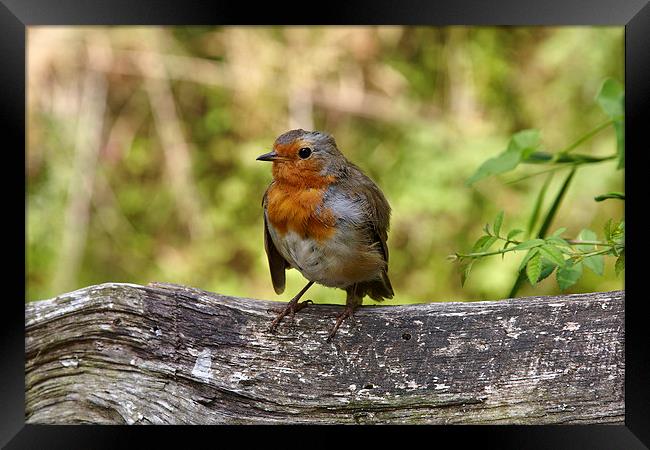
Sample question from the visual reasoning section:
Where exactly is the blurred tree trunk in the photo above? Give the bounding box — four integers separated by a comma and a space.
52, 44, 108, 294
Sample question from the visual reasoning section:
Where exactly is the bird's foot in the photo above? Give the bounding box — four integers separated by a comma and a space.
326, 305, 356, 342
268, 299, 313, 333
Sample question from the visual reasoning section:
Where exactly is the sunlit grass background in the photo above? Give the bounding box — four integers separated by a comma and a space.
27, 26, 624, 304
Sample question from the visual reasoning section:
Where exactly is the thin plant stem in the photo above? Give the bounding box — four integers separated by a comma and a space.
508, 167, 577, 298
527, 172, 554, 238
555, 118, 616, 156
572, 248, 612, 259
537, 167, 577, 238
456, 239, 614, 260
503, 119, 617, 185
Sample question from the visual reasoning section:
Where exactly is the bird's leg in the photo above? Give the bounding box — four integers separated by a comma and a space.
327, 286, 362, 342
269, 281, 314, 332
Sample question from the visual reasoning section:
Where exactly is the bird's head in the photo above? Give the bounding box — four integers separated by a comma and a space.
257, 129, 347, 186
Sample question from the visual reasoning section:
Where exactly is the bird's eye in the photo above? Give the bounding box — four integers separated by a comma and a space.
298, 147, 312, 159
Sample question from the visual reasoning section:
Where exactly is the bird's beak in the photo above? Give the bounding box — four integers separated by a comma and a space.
256, 150, 278, 162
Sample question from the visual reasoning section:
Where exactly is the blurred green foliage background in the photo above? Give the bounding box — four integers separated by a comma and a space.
27, 26, 624, 304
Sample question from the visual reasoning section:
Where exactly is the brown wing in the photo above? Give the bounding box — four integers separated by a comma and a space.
356, 170, 391, 262
344, 166, 394, 300
262, 187, 289, 294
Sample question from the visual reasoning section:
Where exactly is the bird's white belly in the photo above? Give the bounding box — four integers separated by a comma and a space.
278, 230, 345, 287
268, 227, 381, 289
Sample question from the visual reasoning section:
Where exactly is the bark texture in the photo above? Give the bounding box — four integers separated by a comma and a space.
25, 283, 624, 424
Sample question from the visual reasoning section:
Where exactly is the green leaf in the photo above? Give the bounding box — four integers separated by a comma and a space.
594, 192, 625, 202
493, 211, 504, 237
460, 260, 474, 287
596, 78, 624, 169
596, 78, 624, 119
579, 229, 598, 240
526, 251, 542, 285
466, 129, 542, 185
576, 229, 598, 251
472, 235, 498, 254
518, 248, 540, 272
610, 221, 625, 244
557, 261, 583, 290
615, 251, 625, 276
466, 151, 521, 186
539, 244, 566, 267
508, 129, 542, 158
511, 239, 545, 251
507, 229, 524, 241
539, 259, 557, 282
482, 236, 498, 252
603, 219, 614, 241
584, 254, 604, 276
551, 227, 567, 237
577, 229, 605, 274
472, 235, 492, 253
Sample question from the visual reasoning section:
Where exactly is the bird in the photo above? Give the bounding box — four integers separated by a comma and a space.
257, 129, 394, 341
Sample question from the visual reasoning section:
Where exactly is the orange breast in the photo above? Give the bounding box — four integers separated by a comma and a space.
266, 183, 336, 241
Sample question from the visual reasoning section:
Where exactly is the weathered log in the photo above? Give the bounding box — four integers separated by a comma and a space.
25, 283, 624, 424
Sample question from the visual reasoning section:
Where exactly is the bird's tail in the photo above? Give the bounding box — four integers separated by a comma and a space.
358, 270, 394, 302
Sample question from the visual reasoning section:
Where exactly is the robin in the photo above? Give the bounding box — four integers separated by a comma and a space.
257, 129, 394, 341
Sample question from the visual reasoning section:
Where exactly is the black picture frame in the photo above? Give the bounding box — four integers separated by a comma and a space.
5, 0, 648, 447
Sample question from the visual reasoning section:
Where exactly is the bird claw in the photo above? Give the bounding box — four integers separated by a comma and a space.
326, 306, 356, 342
268, 299, 313, 333
289, 299, 313, 319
